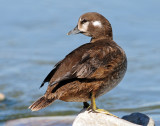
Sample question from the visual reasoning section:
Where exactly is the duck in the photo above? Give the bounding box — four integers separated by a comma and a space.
29, 12, 127, 116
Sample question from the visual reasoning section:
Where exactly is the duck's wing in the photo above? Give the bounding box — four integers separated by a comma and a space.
49, 42, 120, 86
49, 52, 99, 86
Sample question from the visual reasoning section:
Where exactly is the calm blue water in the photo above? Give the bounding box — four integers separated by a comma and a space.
0, 0, 160, 125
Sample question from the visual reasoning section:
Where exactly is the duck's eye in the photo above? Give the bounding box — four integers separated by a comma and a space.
81, 19, 87, 24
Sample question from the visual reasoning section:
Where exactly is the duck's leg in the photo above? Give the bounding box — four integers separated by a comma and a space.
90, 92, 96, 110
90, 92, 118, 118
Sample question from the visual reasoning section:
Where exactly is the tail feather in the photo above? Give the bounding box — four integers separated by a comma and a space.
29, 96, 55, 111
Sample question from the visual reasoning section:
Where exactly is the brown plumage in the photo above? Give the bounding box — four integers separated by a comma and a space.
29, 12, 127, 111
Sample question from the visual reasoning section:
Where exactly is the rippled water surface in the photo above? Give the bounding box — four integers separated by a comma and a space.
0, 0, 160, 125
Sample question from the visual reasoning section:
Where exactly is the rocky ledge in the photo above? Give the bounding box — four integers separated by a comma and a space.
6, 110, 155, 126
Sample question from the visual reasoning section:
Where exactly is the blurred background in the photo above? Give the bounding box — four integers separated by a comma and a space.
0, 0, 160, 125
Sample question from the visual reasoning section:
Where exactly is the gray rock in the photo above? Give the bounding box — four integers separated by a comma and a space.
122, 112, 155, 126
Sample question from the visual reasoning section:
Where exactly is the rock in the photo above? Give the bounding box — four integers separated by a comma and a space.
73, 110, 141, 126
122, 112, 155, 126
5, 109, 156, 126
0, 93, 5, 101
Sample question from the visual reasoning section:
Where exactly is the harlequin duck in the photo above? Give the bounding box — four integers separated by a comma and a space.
29, 12, 127, 116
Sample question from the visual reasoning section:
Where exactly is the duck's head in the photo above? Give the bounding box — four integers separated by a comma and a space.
67, 12, 113, 41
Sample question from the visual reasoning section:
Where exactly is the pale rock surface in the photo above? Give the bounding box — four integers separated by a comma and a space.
73, 110, 141, 126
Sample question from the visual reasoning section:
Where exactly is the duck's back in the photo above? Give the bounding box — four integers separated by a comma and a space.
47, 39, 126, 88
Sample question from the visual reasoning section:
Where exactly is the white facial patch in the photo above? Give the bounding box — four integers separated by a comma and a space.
78, 22, 89, 32
92, 21, 102, 28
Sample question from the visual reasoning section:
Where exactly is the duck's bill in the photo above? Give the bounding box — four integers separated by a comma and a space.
67, 25, 81, 35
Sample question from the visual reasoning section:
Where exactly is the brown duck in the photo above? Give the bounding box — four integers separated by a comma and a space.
29, 12, 127, 116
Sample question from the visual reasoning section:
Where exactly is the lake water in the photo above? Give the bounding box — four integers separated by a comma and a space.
0, 0, 160, 125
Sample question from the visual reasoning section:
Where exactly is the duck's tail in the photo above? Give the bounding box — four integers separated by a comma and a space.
28, 96, 55, 111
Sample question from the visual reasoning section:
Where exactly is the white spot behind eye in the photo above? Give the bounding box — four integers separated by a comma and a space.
92, 21, 102, 27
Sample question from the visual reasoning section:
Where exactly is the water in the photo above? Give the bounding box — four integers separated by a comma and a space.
0, 0, 160, 125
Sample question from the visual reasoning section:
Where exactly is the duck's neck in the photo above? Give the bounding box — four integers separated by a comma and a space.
90, 36, 113, 43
